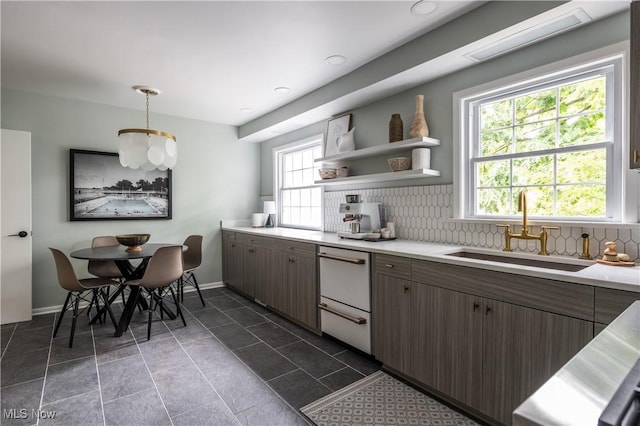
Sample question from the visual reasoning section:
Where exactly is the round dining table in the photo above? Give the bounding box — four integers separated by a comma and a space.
71, 243, 184, 337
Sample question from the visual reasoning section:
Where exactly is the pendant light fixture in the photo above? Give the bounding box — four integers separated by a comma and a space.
118, 85, 177, 170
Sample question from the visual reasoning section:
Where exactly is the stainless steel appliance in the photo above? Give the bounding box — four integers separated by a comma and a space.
514, 300, 640, 426
598, 357, 640, 426
337, 202, 383, 240
317, 246, 371, 353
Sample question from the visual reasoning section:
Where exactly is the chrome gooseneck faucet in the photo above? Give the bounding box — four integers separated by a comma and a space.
497, 189, 559, 255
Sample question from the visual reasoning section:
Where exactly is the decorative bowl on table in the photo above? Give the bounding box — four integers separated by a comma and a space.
115, 234, 150, 252
388, 157, 411, 172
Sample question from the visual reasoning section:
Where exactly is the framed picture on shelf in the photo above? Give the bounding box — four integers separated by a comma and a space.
324, 113, 352, 157
69, 149, 172, 221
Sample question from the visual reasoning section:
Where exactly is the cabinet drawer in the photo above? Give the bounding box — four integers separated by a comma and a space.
595, 287, 640, 324
374, 254, 411, 279
271, 238, 315, 255
411, 259, 594, 321
320, 296, 371, 354
236, 233, 273, 248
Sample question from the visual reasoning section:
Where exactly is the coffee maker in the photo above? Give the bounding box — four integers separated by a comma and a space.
337, 202, 383, 239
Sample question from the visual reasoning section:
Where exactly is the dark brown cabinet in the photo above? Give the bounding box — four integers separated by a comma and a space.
372, 254, 412, 372
372, 274, 413, 373
221, 231, 318, 331
372, 256, 482, 409
226, 233, 273, 299
239, 242, 271, 299
222, 231, 241, 288
631, 1, 639, 168
222, 231, 273, 299
594, 286, 640, 326
272, 241, 318, 330
287, 250, 317, 329
372, 256, 594, 425
413, 284, 482, 410
481, 299, 592, 424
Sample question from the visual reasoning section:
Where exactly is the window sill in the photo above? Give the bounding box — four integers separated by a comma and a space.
446, 218, 640, 229
278, 224, 323, 232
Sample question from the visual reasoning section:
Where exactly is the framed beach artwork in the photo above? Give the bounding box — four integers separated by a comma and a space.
69, 149, 172, 221
324, 113, 352, 157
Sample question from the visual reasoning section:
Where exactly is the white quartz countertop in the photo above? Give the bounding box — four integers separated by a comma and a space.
513, 301, 640, 426
221, 224, 640, 293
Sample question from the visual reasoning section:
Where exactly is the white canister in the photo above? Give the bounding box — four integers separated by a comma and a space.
251, 213, 267, 227
412, 148, 431, 170
386, 222, 396, 238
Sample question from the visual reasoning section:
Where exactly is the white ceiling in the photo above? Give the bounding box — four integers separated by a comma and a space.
1, 1, 630, 142
0, 1, 482, 127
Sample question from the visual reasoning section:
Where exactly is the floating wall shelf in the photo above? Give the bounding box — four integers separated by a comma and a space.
314, 136, 441, 187
315, 136, 440, 164
314, 168, 441, 186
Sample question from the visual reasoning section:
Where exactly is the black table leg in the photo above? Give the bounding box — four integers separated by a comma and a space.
114, 259, 150, 311
114, 285, 141, 337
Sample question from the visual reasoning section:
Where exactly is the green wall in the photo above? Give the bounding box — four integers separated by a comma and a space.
1, 88, 260, 310
259, 10, 630, 195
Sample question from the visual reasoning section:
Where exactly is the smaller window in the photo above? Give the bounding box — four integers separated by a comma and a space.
274, 136, 323, 230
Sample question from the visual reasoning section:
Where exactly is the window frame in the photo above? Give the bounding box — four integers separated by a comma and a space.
272, 135, 324, 231
453, 42, 630, 224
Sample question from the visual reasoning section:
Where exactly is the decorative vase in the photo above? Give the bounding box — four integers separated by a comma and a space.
409, 95, 429, 138
337, 127, 356, 152
389, 114, 403, 142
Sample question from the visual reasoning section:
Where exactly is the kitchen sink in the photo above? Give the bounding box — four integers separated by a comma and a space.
446, 250, 591, 272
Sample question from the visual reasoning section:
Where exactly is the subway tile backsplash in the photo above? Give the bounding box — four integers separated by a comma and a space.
324, 185, 640, 262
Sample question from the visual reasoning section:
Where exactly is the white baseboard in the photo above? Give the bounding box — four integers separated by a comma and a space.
31, 281, 225, 317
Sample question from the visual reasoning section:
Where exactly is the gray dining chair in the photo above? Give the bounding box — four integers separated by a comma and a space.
88, 236, 124, 280
177, 235, 205, 306
87, 235, 127, 312
125, 245, 185, 340
50, 248, 118, 347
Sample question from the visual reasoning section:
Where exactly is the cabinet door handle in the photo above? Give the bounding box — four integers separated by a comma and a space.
319, 303, 366, 324
289, 258, 295, 264
384, 264, 394, 268
485, 305, 492, 315
403, 285, 409, 293
231, 243, 236, 248
317, 252, 365, 265
473, 302, 480, 311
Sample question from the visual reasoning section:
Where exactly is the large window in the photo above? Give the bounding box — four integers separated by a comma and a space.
274, 136, 323, 229
456, 48, 624, 222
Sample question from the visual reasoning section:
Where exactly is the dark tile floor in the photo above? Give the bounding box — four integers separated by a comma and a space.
0, 286, 381, 426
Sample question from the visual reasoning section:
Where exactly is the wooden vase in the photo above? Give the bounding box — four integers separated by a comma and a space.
409, 95, 429, 138
389, 114, 403, 142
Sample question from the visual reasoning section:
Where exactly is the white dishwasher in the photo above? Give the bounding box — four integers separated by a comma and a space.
317, 246, 371, 354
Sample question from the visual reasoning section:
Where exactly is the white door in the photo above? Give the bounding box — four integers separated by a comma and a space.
1, 129, 32, 324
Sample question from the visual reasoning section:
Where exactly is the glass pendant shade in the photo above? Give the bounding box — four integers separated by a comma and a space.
117, 86, 176, 170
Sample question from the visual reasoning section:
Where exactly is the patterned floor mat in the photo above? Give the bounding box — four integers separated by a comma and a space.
300, 371, 479, 426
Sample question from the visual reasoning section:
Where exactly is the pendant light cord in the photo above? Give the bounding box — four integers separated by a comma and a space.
145, 91, 150, 130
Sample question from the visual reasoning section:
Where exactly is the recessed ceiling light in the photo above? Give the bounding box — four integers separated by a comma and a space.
325, 55, 347, 65
411, 1, 437, 15
274, 87, 291, 94
240, 107, 252, 113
